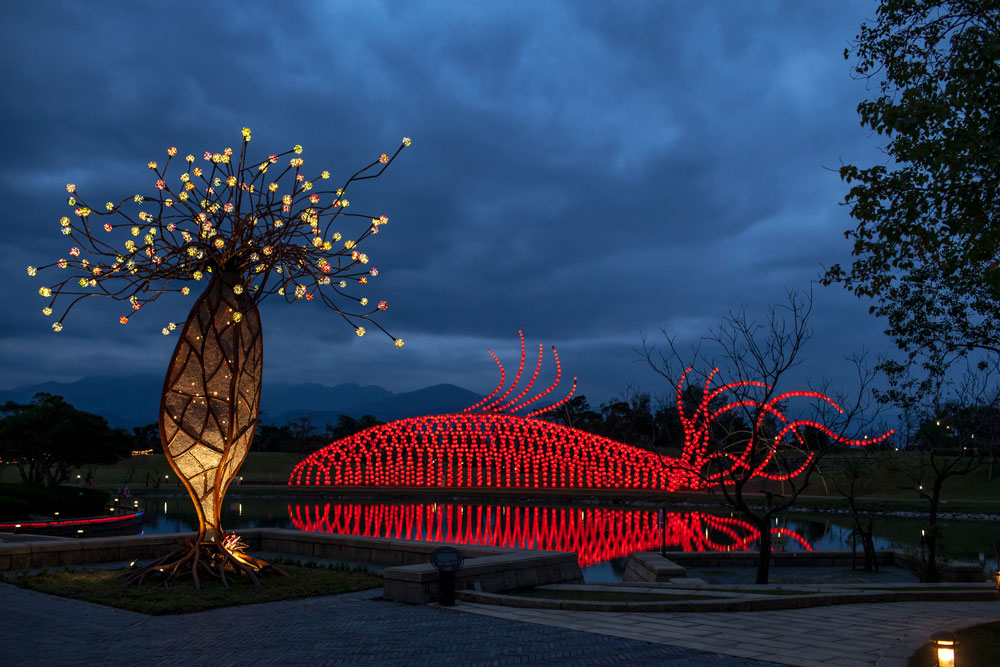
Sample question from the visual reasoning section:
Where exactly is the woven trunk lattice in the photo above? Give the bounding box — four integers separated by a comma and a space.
160, 269, 262, 544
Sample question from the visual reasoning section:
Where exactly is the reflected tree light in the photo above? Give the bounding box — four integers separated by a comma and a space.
288, 502, 811, 567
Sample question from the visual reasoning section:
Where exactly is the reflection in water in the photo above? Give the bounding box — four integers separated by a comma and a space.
288, 502, 811, 567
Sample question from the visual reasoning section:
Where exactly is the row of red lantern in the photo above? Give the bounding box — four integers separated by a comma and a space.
289, 413, 695, 491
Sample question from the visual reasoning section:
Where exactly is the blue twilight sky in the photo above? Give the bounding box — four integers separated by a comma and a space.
0, 0, 895, 410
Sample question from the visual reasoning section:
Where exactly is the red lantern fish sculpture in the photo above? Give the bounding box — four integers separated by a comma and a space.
290, 332, 893, 490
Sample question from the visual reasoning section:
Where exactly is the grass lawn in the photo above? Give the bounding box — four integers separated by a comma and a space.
0, 452, 301, 488
908, 621, 1000, 666
3, 562, 381, 615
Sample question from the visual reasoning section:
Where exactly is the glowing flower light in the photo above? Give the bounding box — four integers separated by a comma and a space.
30, 130, 411, 589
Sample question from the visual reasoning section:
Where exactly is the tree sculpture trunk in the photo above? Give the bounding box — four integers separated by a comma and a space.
128, 269, 282, 587
160, 269, 262, 544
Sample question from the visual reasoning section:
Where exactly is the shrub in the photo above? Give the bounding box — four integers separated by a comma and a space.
0, 495, 30, 521
0, 485, 109, 518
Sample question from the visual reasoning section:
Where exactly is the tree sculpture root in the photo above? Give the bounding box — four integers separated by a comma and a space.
125, 533, 288, 589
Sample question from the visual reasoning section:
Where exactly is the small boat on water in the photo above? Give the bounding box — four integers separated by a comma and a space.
0, 511, 143, 538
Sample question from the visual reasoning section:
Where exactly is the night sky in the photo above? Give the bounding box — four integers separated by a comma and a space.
1, 1, 892, 410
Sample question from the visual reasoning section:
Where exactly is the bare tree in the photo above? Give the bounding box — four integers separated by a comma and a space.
892, 361, 996, 581
643, 288, 892, 583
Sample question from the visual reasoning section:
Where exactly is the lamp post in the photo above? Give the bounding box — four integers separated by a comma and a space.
930, 631, 958, 667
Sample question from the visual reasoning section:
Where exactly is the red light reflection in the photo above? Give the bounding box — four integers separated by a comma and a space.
288, 502, 811, 567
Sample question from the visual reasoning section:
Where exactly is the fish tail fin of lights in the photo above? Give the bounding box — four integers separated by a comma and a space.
675, 369, 895, 486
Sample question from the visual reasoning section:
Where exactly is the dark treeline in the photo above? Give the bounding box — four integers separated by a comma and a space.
254, 413, 385, 455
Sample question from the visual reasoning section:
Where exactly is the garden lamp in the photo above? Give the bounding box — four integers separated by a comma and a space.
930, 631, 957, 667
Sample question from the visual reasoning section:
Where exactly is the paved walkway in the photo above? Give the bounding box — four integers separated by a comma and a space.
683, 565, 919, 585
2, 581, 998, 666
0, 583, 777, 666
455, 599, 1000, 667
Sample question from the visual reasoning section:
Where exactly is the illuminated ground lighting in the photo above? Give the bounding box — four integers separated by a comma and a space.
288, 502, 811, 567
0, 512, 144, 531
290, 332, 894, 491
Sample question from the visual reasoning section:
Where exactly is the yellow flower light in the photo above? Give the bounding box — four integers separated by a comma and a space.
27, 266, 37, 276
148, 161, 158, 170
344, 240, 355, 249
106, 202, 114, 211
193, 271, 203, 280
355, 326, 366, 336
394, 338, 405, 348
293, 145, 302, 154
241, 127, 252, 142
360, 297, 368, 306
402, 137, 412, 147
42, 307, 52, 316
52, 322, 63, 332
269, 183, 279, 192
39, 286, 52, 297
185, 154, 195, 162
233, 312, 243, 323
181, 287, 190, 295
321, 170, 330, 179
233, 285, 244, 295
66, 183, 76, 193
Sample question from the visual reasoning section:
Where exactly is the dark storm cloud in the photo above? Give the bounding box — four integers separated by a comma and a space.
1, 0, 889, 408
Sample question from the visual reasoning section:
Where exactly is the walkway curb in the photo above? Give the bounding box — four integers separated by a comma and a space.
456, 587, 1000, 612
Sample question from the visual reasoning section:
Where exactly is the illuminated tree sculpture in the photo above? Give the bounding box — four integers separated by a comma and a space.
29, 129, 410, 586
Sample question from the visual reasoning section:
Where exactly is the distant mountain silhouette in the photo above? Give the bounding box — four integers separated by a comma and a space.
0, 375, 162, 428
269, 383, 483, 425
0, 376, 482, 428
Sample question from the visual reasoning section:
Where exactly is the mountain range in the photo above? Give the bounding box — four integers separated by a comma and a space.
0, 375, 483, 429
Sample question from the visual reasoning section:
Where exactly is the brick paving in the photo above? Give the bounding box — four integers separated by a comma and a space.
0, 583, 777, 666
683, 566, 919, 585
456, 599, 1000, 666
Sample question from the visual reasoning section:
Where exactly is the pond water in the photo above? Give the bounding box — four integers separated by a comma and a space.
138, 494, 999, 581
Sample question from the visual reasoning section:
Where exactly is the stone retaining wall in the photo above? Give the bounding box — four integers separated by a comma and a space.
622, 552, 686, 582
382, 551, 582, 604
0, 529, 584, 603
